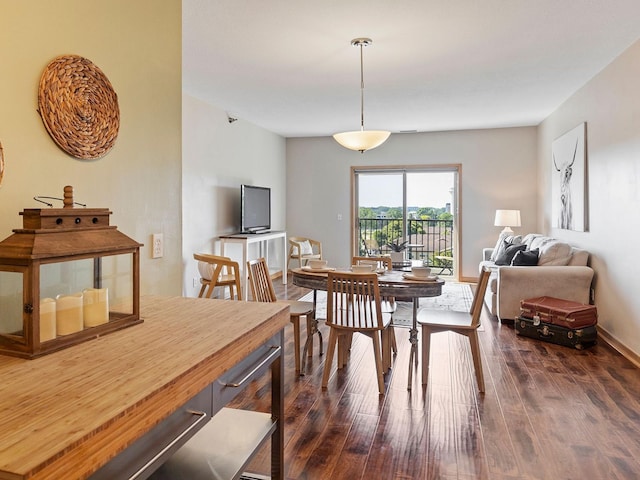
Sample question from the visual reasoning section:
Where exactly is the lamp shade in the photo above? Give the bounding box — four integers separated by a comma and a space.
333, 130, 391, 153
494, 210, 521, 233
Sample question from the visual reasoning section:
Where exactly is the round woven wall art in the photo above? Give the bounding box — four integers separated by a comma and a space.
38, 55, 119, 160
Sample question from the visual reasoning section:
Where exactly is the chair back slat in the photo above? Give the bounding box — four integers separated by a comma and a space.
247, 258, 277, 303
327, 271, 384, 330
469, 267, 491, 327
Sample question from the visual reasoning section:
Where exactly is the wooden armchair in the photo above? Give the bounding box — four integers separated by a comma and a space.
194, 253, 242, 300
287, 237, 322, 270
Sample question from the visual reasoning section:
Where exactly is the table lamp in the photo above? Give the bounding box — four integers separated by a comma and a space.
494, 209, 521, 234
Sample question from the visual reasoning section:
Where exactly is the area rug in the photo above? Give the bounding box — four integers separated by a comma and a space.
298, 282, 475, 328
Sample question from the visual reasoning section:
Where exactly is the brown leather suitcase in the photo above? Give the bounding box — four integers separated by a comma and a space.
520, 296, 597, 329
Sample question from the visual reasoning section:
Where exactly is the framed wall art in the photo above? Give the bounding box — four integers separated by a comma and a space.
551, 122, 587, 231
0, 141, 4, 186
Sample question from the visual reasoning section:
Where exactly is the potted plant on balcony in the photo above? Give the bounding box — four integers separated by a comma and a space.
386, 240, 408, 264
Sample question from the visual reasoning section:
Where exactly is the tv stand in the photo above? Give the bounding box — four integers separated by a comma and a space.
220, 230, 287, 298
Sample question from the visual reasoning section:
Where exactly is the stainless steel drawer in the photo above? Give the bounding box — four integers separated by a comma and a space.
89, 385, 212, 480
212, 332, 282, 414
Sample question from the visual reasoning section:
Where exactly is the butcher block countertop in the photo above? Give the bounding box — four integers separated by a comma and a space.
0, 295, 289, 480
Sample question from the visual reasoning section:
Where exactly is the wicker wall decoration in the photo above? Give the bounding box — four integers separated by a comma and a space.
38, 55, 120, 160
0, 141, 4, 186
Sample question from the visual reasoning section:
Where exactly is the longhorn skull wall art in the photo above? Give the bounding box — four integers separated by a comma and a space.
551, 123, 587, 231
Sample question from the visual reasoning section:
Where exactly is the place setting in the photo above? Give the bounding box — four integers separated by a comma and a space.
351, 263, 387, 275
301, 259, 336, 273
402, 265, 439, 282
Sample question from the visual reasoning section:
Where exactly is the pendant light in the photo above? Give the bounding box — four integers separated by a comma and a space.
333, 38, 390, 153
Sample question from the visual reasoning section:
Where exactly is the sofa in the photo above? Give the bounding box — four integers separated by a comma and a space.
479, 233, 594, 322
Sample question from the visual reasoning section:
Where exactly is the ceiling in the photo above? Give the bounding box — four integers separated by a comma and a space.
183, 0, 640, 138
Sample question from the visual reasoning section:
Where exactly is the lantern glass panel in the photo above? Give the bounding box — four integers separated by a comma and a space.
102, 254, 134, 316
0, 271, 24, 338
41, 259, 93, 298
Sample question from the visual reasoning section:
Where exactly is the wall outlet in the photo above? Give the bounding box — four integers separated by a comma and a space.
152, 233, 163, 258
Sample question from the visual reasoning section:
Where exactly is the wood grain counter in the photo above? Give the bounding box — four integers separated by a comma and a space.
0, 295, 289, 480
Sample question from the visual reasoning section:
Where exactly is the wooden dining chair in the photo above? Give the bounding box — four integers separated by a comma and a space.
247, 257, 321, 375
322, 271, 393, 395
351, 255, 392, 271
287, 237, 322, 270
351, 255, 397, 355
418, 267, 491, 392
194, 253, 242, 300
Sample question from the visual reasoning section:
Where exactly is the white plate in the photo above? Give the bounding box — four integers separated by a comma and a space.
302, 266, 335, 273
402, 273, 438, 281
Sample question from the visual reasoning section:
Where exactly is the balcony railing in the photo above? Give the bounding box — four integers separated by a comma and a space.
357, 217, 454, 274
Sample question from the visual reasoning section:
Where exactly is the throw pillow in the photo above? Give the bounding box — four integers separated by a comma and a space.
538, 241, 572, 266
522, 233, 543, 249
298, 240, 313, 256
489, 232, 508, 262
197, 261, 214, 281
511, 248, 539, 266
491, 234, 523, 262
495, 242, 526, 266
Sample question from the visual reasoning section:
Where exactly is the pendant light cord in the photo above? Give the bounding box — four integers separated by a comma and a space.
359, 42, 365, 131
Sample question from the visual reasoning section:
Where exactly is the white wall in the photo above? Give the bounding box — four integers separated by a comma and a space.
0, 0, 182, 296
539, 39, 640, 356
181, 94, 286, 296
286, 127, 538, 280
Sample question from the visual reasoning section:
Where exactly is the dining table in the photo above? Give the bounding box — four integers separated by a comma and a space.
291, 267, 444, 389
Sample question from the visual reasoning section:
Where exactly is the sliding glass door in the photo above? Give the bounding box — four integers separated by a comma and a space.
353, 166, 459, 278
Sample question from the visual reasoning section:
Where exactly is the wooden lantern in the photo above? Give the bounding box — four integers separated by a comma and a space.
0, 187, 142, 358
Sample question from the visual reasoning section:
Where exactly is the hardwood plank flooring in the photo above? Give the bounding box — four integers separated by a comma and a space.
229, 275, 640, 479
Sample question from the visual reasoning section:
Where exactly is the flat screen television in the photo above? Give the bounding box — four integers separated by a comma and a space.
240, 184, 271, 233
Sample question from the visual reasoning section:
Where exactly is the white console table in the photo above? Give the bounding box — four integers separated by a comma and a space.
219, 231, 287, 298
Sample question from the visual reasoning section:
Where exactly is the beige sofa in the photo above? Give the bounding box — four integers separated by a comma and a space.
479, 233, 594, 322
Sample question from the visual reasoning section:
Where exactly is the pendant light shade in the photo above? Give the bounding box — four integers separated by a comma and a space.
333, 38, 390, 153
333, 130, 391, 152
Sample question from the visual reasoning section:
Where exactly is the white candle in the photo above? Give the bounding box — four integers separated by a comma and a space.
83, 288, 109, 327
39, 298, 57, 342
56, 292, 84, 335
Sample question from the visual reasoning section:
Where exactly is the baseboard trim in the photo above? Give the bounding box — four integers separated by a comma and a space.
597, 327, 640, 368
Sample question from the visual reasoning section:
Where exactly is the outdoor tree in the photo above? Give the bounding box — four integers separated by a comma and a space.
386, 207, 403, 219
359, 207, 376, 219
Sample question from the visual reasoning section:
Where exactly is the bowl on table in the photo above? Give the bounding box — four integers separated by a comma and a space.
309, 259, 328, 270
351, 264, 374, 273
411, 266, 432, 278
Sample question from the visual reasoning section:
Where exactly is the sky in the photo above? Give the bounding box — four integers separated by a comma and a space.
358, 172, 454, 208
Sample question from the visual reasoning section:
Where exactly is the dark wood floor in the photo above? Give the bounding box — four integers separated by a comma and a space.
230, 275, 640, 479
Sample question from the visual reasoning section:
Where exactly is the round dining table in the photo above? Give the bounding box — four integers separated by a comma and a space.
291, 267, 444, 389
